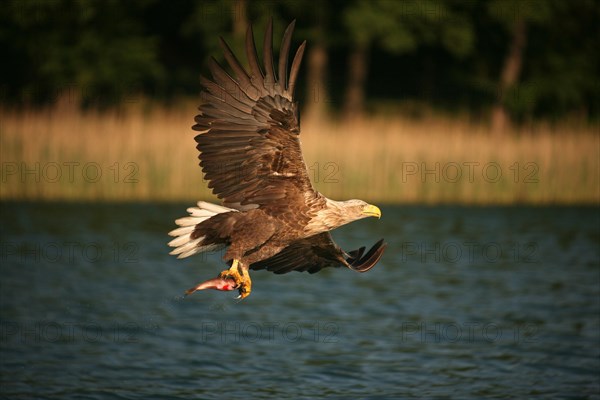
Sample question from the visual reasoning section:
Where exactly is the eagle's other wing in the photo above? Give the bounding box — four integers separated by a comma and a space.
250, 232, 387, 274
193, 20, 315, 215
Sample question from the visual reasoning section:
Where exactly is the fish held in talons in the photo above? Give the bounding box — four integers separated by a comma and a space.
218, 259, 252, 299
184, 276, 238, 296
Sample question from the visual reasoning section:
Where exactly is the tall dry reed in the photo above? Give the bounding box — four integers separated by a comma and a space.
1, 102, 598, 204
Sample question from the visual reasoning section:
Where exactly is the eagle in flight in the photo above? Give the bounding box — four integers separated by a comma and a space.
168, 20, 386, 299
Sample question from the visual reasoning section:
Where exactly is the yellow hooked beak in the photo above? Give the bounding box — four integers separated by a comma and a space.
362, 204, 382, 219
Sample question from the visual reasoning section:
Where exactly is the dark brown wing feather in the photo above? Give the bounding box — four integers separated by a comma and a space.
193, 20, 315, 217
250, 233, 387, 274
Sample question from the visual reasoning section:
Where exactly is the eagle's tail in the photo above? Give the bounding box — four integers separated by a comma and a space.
168, 201, 235, 259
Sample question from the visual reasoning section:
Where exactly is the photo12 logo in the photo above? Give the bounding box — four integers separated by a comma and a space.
399, 321, 539, 344
198, 321, 339, 344
399, 241, 539, 264
0, 241, 139, 265
1, 161, 139, 184
0, 321, 158, 344
400, 161, 539, 184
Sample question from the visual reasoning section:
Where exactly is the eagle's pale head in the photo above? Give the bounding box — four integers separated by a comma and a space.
306, 198, 381, 234
341, 199, 382, 221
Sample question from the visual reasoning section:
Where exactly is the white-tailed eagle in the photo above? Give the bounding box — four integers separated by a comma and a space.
168, 20, 386, 299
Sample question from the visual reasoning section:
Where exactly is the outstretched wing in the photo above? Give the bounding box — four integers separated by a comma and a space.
193, 20, 317, 216
250, 233, 387, 274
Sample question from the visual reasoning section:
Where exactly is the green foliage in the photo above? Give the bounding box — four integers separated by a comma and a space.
343, 0, 474, 56
515, 0, 600, 120
486, 0, 552, 27
0, 0, 165, 106
0, 0, 597, 120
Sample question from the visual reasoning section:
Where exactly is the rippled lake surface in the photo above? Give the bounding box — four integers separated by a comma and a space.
1, 202, 598, 399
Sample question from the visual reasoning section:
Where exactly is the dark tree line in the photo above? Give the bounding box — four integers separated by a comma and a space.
1, 0, 598, 127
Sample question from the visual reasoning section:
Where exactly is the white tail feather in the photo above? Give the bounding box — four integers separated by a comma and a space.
168, 201, 237, 259
168, 225, 195, 238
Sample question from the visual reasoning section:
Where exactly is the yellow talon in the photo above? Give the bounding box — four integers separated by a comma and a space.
218, 259, 252, 299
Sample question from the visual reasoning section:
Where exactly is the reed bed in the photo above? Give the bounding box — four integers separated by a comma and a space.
1, 102, 598, 204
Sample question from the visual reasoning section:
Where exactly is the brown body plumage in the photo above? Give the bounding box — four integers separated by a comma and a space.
168, 20, 386, 298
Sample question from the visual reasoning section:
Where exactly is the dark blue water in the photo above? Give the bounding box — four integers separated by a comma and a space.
1, 202, 599, 399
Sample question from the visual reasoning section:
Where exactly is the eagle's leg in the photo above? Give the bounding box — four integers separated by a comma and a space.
219, 259, 252, 299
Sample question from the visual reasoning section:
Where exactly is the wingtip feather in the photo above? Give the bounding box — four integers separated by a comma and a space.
348, 239, 387, 272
